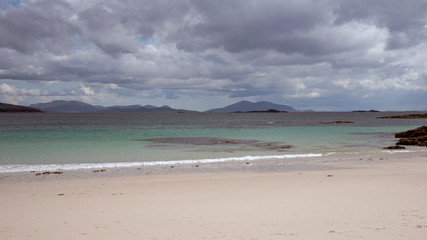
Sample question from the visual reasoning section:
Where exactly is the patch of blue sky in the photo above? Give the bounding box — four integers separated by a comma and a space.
0, 0, 22, 10
138, 37, 157, 46
1, 80, 79, 93
73, 36, 84, 51
2, 79, 38, 89
45, 81, 80, 92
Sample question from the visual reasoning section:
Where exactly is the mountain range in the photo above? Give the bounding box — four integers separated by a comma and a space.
0, 100, 298, 113
30, 100, 104, 112
29, 100, 196, 113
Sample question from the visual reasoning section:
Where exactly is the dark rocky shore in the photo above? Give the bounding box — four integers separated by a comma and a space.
384, 126, 427, 149
395, 126, 427, 147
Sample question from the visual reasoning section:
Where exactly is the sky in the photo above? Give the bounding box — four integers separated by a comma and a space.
0, 0, 426, 111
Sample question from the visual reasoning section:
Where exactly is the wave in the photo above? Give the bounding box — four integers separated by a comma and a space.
0, 153, 323, 173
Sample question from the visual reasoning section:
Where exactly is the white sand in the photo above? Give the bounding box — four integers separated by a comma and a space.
1, 154, 427, 239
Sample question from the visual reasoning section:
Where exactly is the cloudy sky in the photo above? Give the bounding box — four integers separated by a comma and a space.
0, 0, 426, 111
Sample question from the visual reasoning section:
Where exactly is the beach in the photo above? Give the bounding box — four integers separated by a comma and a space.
1, 151, 427, 240
2, 0, 427, 238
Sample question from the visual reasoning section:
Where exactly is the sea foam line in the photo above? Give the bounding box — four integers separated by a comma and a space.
0, 153, 322, 173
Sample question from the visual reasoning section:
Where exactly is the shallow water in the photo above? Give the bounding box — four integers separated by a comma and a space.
0, 112, 425, 172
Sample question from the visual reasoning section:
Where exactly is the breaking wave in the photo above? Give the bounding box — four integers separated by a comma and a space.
0, 153, 323, 173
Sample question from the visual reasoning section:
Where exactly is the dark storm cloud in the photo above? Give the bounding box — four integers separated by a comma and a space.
0, 0, 79, 53
76, 0, 189, 57
333, 0, 427, 49
0, 0, 426, 110
174, 0, 334, 55
183, 0, 426, 54
173, 0, 415, 57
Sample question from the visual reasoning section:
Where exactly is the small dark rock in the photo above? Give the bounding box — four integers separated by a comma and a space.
383, 145, 406, 150
320, 121, 354, 124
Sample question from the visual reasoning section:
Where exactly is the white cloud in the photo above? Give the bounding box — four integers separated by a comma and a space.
0, 83, 17, 95
0, 83, 42, 96
78, 84, 95, 95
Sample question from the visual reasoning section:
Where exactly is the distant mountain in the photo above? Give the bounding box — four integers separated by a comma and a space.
206, 101, 297, 112
105, 104, 194, 113
30, 100, 196, 113
30, 100, 297, 113
30, 100, 104, 112
0, 102, 43, 112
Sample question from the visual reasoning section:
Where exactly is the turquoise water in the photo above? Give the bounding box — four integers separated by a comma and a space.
0, 112, 425, 172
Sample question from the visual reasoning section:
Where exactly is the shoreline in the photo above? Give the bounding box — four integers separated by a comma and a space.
1, 150, 427, 239
1, 148, 426, 183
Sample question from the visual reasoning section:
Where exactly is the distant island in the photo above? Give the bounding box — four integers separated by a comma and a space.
320, 121, 354, 124
1, 100, 299, 113
352, 110, 380, 112
206, 101, 297, 113
243, 109, 287, 113
24, 100, 298, 113
0, 102, 43, 112
30, 100, 104, 112
29, 100, 196, 113
377, 113, 427, 119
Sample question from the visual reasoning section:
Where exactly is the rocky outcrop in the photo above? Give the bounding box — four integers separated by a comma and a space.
377, 113, 427, 119
394, 126, 427, 147
140, 137, 292, 152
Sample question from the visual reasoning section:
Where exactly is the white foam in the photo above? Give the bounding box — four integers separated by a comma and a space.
382, 150, 413, 153
324, 152, 337, 156
381, 149, 427, 153
0, 153, 323, 173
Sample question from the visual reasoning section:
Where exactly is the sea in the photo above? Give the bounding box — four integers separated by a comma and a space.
0, 112, 426, 173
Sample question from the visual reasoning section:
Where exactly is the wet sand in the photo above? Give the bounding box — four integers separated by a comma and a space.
1, 151, 427, 239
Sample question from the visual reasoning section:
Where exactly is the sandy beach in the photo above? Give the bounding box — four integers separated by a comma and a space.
1, 152, 427, 240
